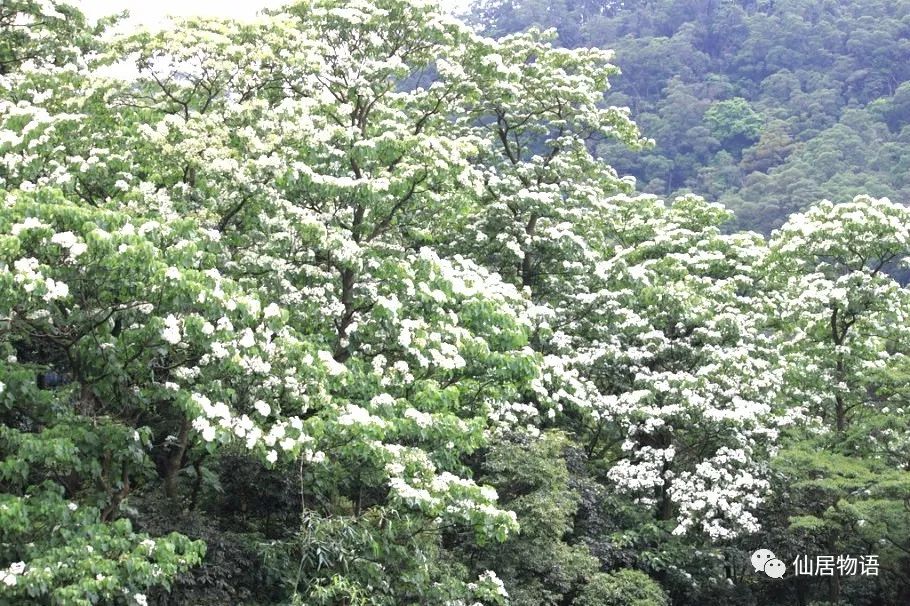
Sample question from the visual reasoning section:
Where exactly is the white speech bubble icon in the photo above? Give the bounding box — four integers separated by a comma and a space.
764, 558, 786, 579
751, 549, 776, 572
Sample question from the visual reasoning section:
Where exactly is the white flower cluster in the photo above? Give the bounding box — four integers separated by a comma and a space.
475, 570, 508, 598
42, 277, 69, 301
669, 448, 768, 540
0, 562, 25, 587
160, 314, 182, 345
403, 407, 433, 428
9, 216, 46, 235
380, 443, 517, 536
189, 393, 316, 465
337, 403, 387, 428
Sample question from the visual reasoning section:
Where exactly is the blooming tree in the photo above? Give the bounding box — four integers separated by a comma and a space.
2, 0, 909, 604
761, 196, 910, 602
0, 1, 544, 602
534, 194, 783, 541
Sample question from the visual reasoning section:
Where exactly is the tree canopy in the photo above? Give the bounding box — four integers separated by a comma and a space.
470, 0, 910, 234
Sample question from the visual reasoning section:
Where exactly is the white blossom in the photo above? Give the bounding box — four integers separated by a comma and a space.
161, 314, 182, 344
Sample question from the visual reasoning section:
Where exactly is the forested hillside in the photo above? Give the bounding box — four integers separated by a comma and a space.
470, 0, 910, 233
1, 1, 910, 606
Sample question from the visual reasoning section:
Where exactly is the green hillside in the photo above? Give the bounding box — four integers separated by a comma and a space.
470, 0, 910, 233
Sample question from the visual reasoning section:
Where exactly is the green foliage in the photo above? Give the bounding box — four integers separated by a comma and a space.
462, 432, 600, 605
704, 97, 763, 149
572, 569, 669, 606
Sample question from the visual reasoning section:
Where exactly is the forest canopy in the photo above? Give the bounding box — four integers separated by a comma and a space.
470, 0, 910, 234
1, 1, 909, 605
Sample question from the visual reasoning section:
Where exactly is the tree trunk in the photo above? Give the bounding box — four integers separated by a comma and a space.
521, 214, 538, 288
163, 418, 190, 503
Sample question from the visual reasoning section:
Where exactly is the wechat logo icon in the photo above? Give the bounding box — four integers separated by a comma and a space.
752, 549, 786, 579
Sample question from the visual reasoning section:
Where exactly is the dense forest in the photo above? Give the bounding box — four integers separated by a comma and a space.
470, 0, 910, 234
1, 1, 909, 606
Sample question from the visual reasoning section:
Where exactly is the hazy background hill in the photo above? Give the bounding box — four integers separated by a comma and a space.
467, 0, 910, 234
